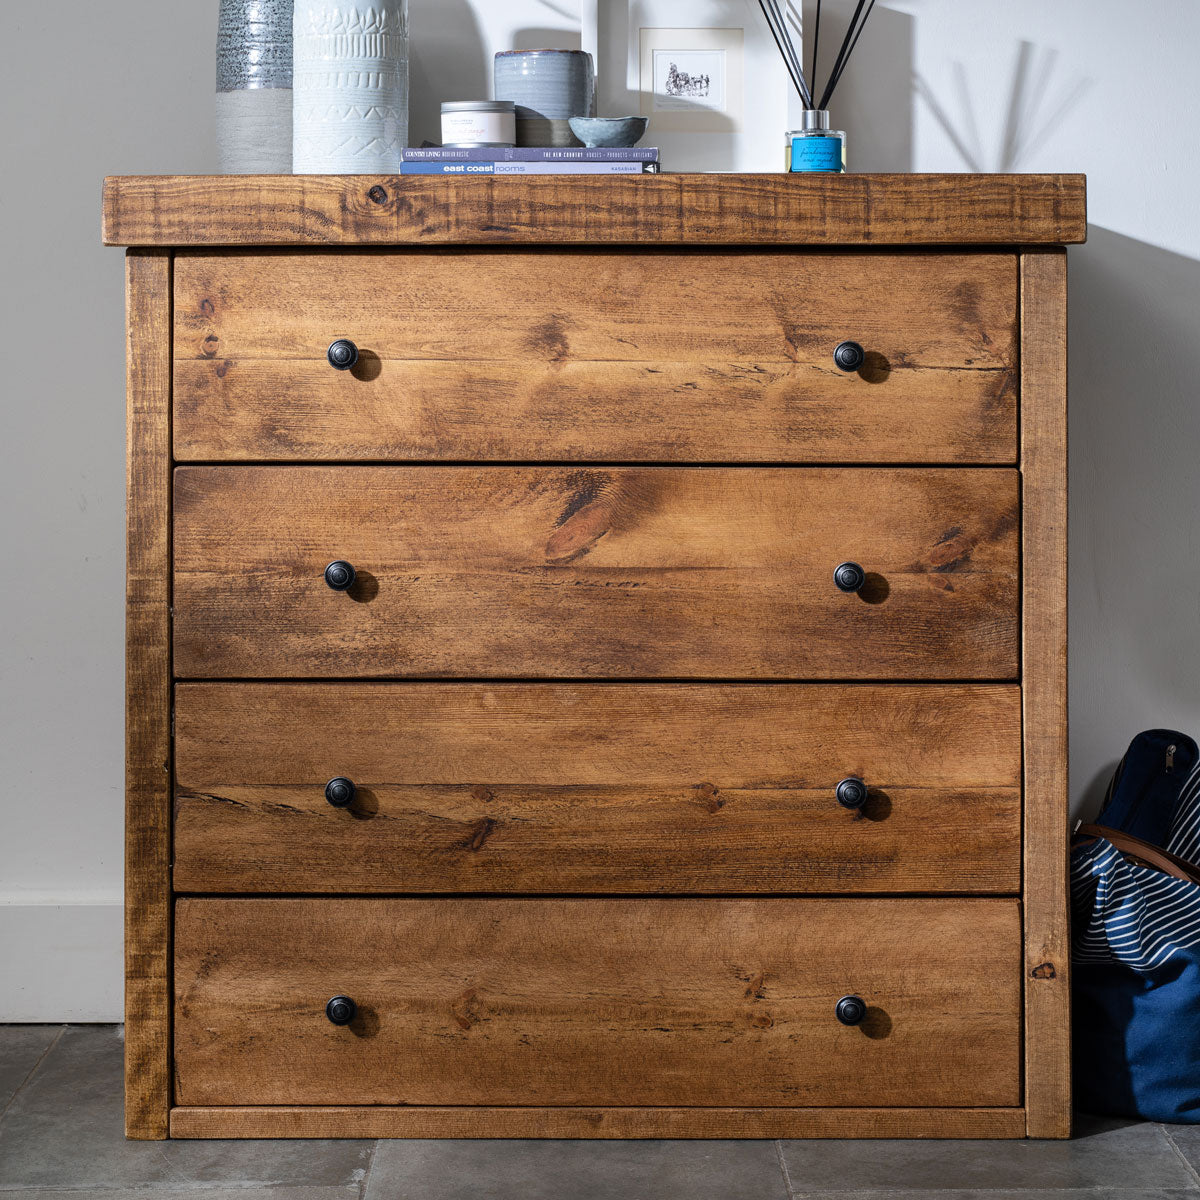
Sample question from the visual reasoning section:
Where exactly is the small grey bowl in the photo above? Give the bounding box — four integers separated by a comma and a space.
568, 116, 648, 148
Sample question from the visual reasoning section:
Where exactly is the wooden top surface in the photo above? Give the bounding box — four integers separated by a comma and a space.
102, 173, 1086, 247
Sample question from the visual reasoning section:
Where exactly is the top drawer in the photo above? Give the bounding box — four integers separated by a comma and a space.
173, 250, 1017, 464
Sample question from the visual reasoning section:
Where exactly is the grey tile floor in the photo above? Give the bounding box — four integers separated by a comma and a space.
1, 1027, 1199, 1199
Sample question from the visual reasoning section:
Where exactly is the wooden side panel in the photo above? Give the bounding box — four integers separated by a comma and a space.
172, 466, 1021, 680
1021, 251, 1071, 1138
173, 682, 1023, 894
171, 250, 1018, 465
170, 1105, 1028, 1140
173, 898, 1023, 1108
124, 250, 172, 1139
102, 173, 1088, 247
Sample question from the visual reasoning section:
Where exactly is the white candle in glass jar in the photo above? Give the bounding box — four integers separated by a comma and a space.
441, 101, 516, 148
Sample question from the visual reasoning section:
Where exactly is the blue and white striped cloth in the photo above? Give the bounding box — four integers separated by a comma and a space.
1073, 761, 1200, 971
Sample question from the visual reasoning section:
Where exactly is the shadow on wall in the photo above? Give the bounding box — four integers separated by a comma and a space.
913, 40, 1092, 172
1068, 228, 1200, 819
514, 27, 582, 51
516, 0, 580, 48
408, 0, 488, 147
1077, 760, 1120, 825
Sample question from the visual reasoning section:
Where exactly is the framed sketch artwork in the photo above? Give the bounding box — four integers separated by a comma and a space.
583, 0, 804, 171
642, 27, 741, 132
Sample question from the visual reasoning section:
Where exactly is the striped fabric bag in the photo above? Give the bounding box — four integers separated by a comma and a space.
1072, 729, 1200, 1121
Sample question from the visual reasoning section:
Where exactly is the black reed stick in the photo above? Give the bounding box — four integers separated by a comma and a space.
763, 0, 811, 106
783, 0, 814, 108
778, 0, 812, 106
785, 3, 807, 95
811, 0, 821, 103
821, 0, 877, 106
758, 0, 800, 96
760, 0, 812, 106
817, 0, 867, 109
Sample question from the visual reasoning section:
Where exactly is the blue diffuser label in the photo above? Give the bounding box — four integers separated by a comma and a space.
790, 137, 843, 172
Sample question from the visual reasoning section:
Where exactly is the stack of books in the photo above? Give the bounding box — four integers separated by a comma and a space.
400, 147, 660, 175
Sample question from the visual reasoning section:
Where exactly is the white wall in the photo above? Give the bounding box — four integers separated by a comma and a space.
1, 0, 1196, 1019
832, 0, 1200, 814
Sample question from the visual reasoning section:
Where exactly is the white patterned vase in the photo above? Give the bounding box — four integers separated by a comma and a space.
292, 1, 409, 174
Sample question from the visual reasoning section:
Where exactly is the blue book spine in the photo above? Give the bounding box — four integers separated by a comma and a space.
402, 146, 659, 163
399, 161, 658, 175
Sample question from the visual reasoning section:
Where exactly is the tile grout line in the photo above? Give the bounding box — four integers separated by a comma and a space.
768, 1192, 1200, 1198
0, 1024, 67, 1128
360, 1136, 381, 1200
1162, 1123, 1200, 1190
774, 1138, 797, 1200
0, 1190, 370, 1196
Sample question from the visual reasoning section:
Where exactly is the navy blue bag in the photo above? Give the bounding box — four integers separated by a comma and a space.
1072, 729, 1200, 1121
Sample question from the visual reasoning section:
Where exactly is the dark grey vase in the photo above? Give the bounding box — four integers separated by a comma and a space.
216, 0, 293, 173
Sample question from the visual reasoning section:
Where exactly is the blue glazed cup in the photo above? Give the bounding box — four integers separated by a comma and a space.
494, 49, 595, 147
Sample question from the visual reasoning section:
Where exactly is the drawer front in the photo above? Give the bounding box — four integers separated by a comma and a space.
173, 251, 1017, 464
174, 897, 1022, 1107
172, 466, 1019, 679
173, 682, 1022, 894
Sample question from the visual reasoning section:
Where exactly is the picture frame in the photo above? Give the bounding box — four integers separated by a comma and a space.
582, 0, 803, 172
640, 27, 743, 134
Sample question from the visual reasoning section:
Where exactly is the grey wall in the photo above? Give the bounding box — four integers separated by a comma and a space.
1, 0, 1197, 1018
0, 2, 219, 1020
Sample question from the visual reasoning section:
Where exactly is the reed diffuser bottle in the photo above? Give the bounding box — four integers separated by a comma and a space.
786, 109, 845, 172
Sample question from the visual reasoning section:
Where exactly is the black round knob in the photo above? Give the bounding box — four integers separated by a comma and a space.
326, 995, 357, 1026
325, 777, 356, 808
324, 560, 356, 591
836, 776, 868, 810
835, 994, 867, 1026
834, 340, 866, 372
833, 561, 866, 593
327, 339, 359, 371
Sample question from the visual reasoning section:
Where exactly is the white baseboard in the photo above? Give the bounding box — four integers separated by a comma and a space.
0, 898, 123, 1021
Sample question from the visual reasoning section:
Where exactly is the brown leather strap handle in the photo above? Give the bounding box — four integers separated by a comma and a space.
1077, 823, 1200, 885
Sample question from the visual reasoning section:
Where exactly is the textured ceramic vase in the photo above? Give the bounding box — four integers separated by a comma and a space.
216, 0, 293, 173
292, 0, 409, 173
494, 50, 595, 147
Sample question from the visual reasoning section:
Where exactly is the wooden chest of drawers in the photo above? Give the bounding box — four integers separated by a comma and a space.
105, 173, 1085, 1140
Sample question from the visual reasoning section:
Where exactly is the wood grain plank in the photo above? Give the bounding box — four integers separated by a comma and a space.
171, 466, 1021, 680
124, 249, 172, 1139
103, 174, 1087, 247
173, 682, 1022, 894
172, 250, 1017, 464
1021, 251, 1071, 1139
173, 897, 1023, 1108
170, 1105, 1028, 1140
173, 250, 1017, 363
175, 358, 1017, 465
